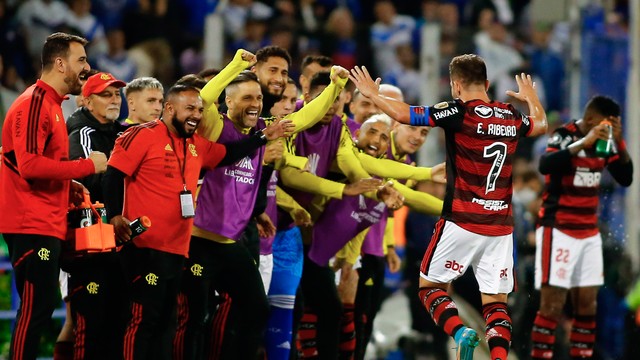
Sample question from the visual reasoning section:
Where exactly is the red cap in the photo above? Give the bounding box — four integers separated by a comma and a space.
82, 72, 126, 97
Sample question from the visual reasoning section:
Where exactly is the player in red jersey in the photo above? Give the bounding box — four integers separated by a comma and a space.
350, 54, 547, 360
530, 95, 633, 359
0, 32, 108, 360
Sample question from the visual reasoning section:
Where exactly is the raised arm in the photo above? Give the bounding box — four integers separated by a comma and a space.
505, 73, 547, 137
285, 65, 350, 133
349, 66, 413, 124
199, 49, 256, 141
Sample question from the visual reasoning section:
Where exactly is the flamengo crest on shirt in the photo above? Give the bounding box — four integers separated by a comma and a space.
235, 156, 254, 170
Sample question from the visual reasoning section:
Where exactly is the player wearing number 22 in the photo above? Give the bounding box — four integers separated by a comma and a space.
349, 54, 548, 360
530, 95, 633, 360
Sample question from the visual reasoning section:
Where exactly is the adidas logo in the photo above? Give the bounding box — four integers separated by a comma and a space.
276, 341, 291, 349
307, 153, 320, 175
165, 144, 173, 151
235, 156, 254, 170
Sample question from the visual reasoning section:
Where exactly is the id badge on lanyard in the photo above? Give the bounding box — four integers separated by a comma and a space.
166, 123, 195, 218
180, 187, 195, 218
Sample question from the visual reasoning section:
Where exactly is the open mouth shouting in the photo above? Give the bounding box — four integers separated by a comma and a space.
365, 144, 380, 157
245, 108, 259, 123
185, 119, 199, 133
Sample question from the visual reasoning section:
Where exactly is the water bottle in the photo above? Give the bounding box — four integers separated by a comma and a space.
93, 202, 108, 223
129, 216, 151, 239
594, 120, 614, 158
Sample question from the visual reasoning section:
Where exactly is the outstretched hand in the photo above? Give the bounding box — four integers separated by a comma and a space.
349, 66, 381, 99
343, 178, 383, 196
505, 73, 539, 103
377, 181, 404, 210
263, 118, 295, 140
430, 162, 447, 184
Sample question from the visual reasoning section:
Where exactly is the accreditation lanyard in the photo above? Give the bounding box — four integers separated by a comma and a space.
165, 123, 195, 218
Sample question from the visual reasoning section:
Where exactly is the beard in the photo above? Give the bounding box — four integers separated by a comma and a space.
260, 83, 283, 117
65, 69, 87, 96
172, 114, 194, 138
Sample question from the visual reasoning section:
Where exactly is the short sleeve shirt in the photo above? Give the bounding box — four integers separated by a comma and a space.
410, 99, 532, 236
108, 120, 226, 255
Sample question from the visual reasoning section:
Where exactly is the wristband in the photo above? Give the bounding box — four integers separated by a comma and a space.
255, 129, 268, 143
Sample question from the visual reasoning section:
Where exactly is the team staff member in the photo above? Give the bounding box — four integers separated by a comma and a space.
531, 96, 633, 359
66, 72, 128, 359
103, 84, 289, 360
0, 32, 108, 360
350, 56, 547, 360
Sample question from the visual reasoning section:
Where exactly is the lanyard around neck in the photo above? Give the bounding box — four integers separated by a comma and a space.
164, 122, 187, 190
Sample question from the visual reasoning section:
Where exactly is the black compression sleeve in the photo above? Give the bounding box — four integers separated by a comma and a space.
607, 158, 633, 187
102, 165, 126, 221
218, 130, 268, 167
539, 149, 573, 175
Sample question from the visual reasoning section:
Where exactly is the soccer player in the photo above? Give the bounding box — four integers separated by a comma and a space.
103, 84, 289, 359
350, 54, 548, 360
180, 49, 354, 360
122, 77, 164, 125
530, 95, 633, 359
299, 55, 333, 96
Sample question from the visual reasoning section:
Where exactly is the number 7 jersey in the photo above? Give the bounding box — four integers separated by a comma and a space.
410, 99, 532, 236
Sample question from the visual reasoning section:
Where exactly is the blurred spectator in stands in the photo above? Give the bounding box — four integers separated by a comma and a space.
321, 7, 357, 70
1, 0, 31, 85
92, 0, 136, 31
383, 44, 421, 104
16, 0, 70, 69
370, 0, 415, 76
472, 7, 495, 47
95, 29, 137, 83
527, 22, 565, 112
475, 20, 523, 85
223, 0, 273, 41
179, 41, 204, 77
122, 0, 180, 85
231, 14, 270, 54
269, 20, 297, 64
66, 0, 108, 57
412, 0, 439, 49
0, 54, 19, 145
466, 0, 531, 27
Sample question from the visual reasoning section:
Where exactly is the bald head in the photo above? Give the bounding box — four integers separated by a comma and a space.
379, 84, 404, 102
